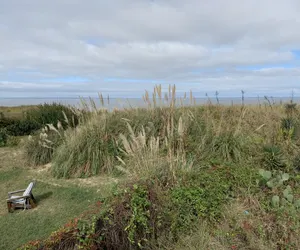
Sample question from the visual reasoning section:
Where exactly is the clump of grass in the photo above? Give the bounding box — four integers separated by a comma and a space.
24, 123, 65, 166
51, 113, 119, 178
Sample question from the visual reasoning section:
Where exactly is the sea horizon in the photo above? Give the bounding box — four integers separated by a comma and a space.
0, 96, 298, 109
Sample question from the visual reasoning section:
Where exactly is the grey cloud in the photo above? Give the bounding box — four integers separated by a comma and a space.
0, 0, 300, 97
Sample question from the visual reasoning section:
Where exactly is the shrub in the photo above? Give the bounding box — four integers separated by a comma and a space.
0, 128, 8, 147
0, 115, 16, 128
25, 103, 79, 129
5, 119, 41, 136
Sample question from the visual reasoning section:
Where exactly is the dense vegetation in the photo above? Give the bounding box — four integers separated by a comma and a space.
0, 103, 78, 148
4, 86, 300, 249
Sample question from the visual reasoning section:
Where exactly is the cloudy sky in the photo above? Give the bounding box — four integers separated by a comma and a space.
1, 0, 300, 99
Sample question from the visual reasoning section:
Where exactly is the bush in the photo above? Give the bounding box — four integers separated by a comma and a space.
0, 115, 16, 128
5, 119, 41, 136
0, 128, 8, 147
25, 103, 79, 129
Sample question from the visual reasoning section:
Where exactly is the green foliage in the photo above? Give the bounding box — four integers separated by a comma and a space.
170, 187, 210, 234
0, 128, 8, 147
0, 113, 17, 128
292, 155, 300, 171
280, 118, 297, 140
25, 103, 78, 129
270, 184, 300, 209
124, 184, 152, 247
261, 145, 286, 170
5, 119, 41, 136
259, 169, 300, 211
168, 165, 258, 237
258, 169, 289, 188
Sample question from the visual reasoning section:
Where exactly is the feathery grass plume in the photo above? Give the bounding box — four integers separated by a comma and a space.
172, 84, 176, 106
156, 84, 162, 100
89, 96, 98, 113
118, 123, 161, 177
98, 92, 104, 106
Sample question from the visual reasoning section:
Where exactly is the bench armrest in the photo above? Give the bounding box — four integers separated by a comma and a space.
8, 189, 26, 198
7, 195, 30, 202
8, 189, 26, 195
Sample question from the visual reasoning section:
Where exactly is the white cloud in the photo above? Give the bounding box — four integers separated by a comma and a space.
0, 0, 300, 99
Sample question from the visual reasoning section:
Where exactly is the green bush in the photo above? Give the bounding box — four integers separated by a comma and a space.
25, 103, 79, 129
0, 128, 8, 147
0, 115, 16, 128
5, 119, 41, 136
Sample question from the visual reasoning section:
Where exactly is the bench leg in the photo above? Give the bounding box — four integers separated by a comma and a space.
29, 198, 37, 209
7, 201, 15, 213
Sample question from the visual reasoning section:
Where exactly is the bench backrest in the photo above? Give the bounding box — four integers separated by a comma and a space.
23, 182, 34, 197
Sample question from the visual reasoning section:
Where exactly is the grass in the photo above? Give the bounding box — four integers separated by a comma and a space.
0, 105, 36, 119
0, 147, 117, 250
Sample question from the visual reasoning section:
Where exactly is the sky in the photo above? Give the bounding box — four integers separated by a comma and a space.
1, 0, 300, 99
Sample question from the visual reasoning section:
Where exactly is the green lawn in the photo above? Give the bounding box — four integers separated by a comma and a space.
0, 147, 116, 250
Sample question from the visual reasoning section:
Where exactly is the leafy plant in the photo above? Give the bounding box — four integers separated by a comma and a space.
271, 185, 300, 209
261, 145, 286, 170
124, 184, 152, 247
258, 169, 289, 188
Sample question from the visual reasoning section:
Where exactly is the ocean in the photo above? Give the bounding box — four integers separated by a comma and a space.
0, 96, 297, 109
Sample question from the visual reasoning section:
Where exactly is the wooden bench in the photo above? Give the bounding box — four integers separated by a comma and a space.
7, 181, 37, 213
